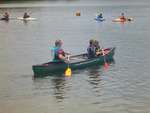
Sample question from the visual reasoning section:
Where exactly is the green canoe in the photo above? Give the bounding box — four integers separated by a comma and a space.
32, 47, 115, 77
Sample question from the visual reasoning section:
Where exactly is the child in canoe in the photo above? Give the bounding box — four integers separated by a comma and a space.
52, 40, 69, 63
87, 39, 103, 58
87, 39, 96, 58
94, 40, 103, 56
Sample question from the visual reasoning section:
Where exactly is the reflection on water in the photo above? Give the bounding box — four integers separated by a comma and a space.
33, 75, 71, 103
51, 77, 69, 102
86, 66, 103, 99
33, 61, 115, 104
0, 20, 9, 23
86, 61, 115, 93
23, 20, 29, 25
87, 66, 102, 86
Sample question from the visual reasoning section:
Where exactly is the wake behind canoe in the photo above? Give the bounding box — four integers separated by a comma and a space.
32, 47, 115, 77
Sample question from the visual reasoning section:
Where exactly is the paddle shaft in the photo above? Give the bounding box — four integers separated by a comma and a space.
65, 55, 72, 76
70, 53, 86, 58
102, 49, 107, 63
100, 45, 107, 64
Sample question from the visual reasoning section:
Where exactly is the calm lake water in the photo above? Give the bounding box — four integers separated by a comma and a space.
0, 0, 150, 113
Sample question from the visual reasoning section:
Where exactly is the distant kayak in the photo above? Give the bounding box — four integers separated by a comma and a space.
113, 18, 133, 22
0, 18, 9, 21
94, 15, 105, 22
17, 17, 37, 21
94, 17, 105, 22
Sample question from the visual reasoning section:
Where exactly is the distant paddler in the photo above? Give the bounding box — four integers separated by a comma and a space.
95, 12, 105, 21
119, 13, 126, 21
23, 12, 30, 19
119, 13, 133, 21
0, 12, 9, 21
113, 13, 133, 22
97, 13, 103, 19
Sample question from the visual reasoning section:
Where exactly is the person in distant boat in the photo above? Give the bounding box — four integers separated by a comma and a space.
119, 13, 126, 21
1, 12, 9, 21
97, 13, 103, 18
53, 40, 69, 63
87, 39, 96, 59
23, 12, 30, 19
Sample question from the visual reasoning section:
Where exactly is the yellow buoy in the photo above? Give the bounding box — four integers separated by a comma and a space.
65, 67, 72, 77
75, 11, 81, 16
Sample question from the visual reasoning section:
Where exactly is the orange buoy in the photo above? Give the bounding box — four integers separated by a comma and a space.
75, 11, 81, 16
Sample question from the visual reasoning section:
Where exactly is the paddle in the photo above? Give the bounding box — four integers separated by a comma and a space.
102, 48, 109, 70
70, 53, 86, 58
65, 55, 72, 77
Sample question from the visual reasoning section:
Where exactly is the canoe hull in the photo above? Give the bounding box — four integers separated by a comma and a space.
32, 47, 115, 77
0, 18, 9, 21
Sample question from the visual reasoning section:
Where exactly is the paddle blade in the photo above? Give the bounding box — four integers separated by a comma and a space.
65, 67, 72, 77
104, 62, 109, 70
